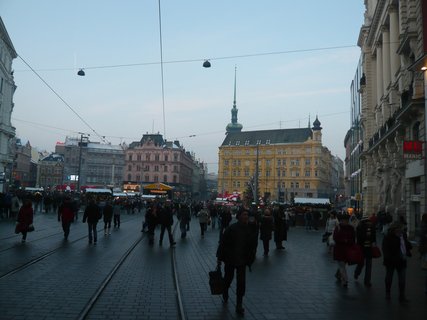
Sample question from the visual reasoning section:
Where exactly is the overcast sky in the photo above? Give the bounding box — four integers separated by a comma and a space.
1, 1, 364, 174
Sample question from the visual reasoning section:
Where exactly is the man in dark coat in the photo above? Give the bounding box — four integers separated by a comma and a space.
217, 210, 257, 315
82, 199, 102, 244
273, 205, 287, 249
354, 214, 376, 287
58, 196, 75, 240
382, 222, 412, 302
158, 202, 176, 246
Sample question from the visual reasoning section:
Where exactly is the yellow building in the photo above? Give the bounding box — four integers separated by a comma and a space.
218, 117, 333, 203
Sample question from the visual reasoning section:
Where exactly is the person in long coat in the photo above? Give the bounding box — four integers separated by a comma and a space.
16, 199, 33, 243
103, 201, 113, 235
178, 203, 191, 239
259, 208, 274, 256
58, 196, 75, 240
382, 222, 412, 302
198, 205, 210, 237
145, 201, 158, 245
217, 210, 257, 316
273, 205, 287, 249
158, 202, 176, 246
333, 214, 356, 287
419, 213, 427, 294
82, 199, 102, 244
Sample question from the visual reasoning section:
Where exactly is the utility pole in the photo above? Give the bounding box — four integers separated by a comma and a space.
77, 133, 89, 192
255, 143, 259, 204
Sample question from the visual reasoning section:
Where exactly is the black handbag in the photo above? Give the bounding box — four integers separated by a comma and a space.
209, 265, 224, 295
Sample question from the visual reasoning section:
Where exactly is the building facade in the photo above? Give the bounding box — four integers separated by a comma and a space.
0, 18, 17, 192
218, 118, 336, 203
124, 133, 195, 198
344, 56, 364, 211
38, 153, 64, 189
357, 0, 426, 236
11, 138, 32, 188
55, 136, 125, 190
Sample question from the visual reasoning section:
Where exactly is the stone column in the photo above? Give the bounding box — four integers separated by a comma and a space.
382, 28, 391, 91
376, 45, 383, 105
389, 8, 400, 83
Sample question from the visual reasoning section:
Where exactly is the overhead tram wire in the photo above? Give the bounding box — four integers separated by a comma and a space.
15, 44, 360, 73
17, 55, 110, 144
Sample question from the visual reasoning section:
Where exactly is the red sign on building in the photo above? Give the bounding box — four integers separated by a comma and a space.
403, 141, 423, 159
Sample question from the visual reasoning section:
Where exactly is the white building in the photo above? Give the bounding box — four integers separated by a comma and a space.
0, 18, 17, 193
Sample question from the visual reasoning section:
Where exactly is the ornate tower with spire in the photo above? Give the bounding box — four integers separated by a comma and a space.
226, 66, 243, 134
312, 115, 322, 141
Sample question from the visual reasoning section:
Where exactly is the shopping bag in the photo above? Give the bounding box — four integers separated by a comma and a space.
347, 244, 364, 265
371, 246, 382, 258
209, 265, 224, 295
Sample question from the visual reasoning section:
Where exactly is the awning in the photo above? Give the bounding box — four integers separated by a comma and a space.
294, 197, 330, 205
143, 183, 174, 191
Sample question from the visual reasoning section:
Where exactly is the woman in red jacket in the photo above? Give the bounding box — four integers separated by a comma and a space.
16, 199, 34, 243
333, 214, 356, 287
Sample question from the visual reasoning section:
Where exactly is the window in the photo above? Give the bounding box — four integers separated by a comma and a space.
154, 165, 159, 172
282, 170, 286, 177
146, 154, 151, 161
144, 165, 149, 171
266, 159, 271, 166
173, 175, 177, 183
145, 175, 149, 182
164, 175, 168, 182
290, 182, 294, 188
305, 170, 310, 177
266, 139, 271, 145
155, 154, 160, 161
164, 165, 168, 172
128, 165, 132, 171
127, 174, 132, 180
266, 170, 271, 177
136, 165, 140, 171
128, 154, 133, 161
245, 140, 250, 146
244, 168, 250, 176
256, 139, 261, 145
165, 155, 168, 161
137, 154, 141, 161
154, 175, 159, 182
173, 165, 178, 172
295, 182, 299, 189
224, 160, 229, 166
235, 141, 240, 146
413, 121, 420, 141
304, 182, 310, 189
315, 170, 318, 177
305, 158, 311, 165
277, 159, 281, 166
174, 153, 179, 161
136, 175, 140, 182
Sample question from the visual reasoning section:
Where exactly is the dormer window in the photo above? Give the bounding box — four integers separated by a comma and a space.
236, 141, 240, 146
266, 139, 271, 145
245, 140, 250, 146
256, 140, 261, 145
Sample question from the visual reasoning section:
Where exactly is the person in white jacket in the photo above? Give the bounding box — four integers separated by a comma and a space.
324, 211, 339, 253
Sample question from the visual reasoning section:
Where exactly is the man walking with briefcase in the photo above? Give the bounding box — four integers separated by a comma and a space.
217, 210, 256, 315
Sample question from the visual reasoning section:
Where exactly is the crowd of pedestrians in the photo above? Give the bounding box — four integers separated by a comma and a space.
6, 191, 427, 313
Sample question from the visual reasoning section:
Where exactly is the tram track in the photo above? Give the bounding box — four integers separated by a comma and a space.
76, 221, 186, 320
0, 214, 143, 279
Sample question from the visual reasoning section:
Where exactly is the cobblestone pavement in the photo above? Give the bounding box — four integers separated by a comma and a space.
1, 213, 426, 320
